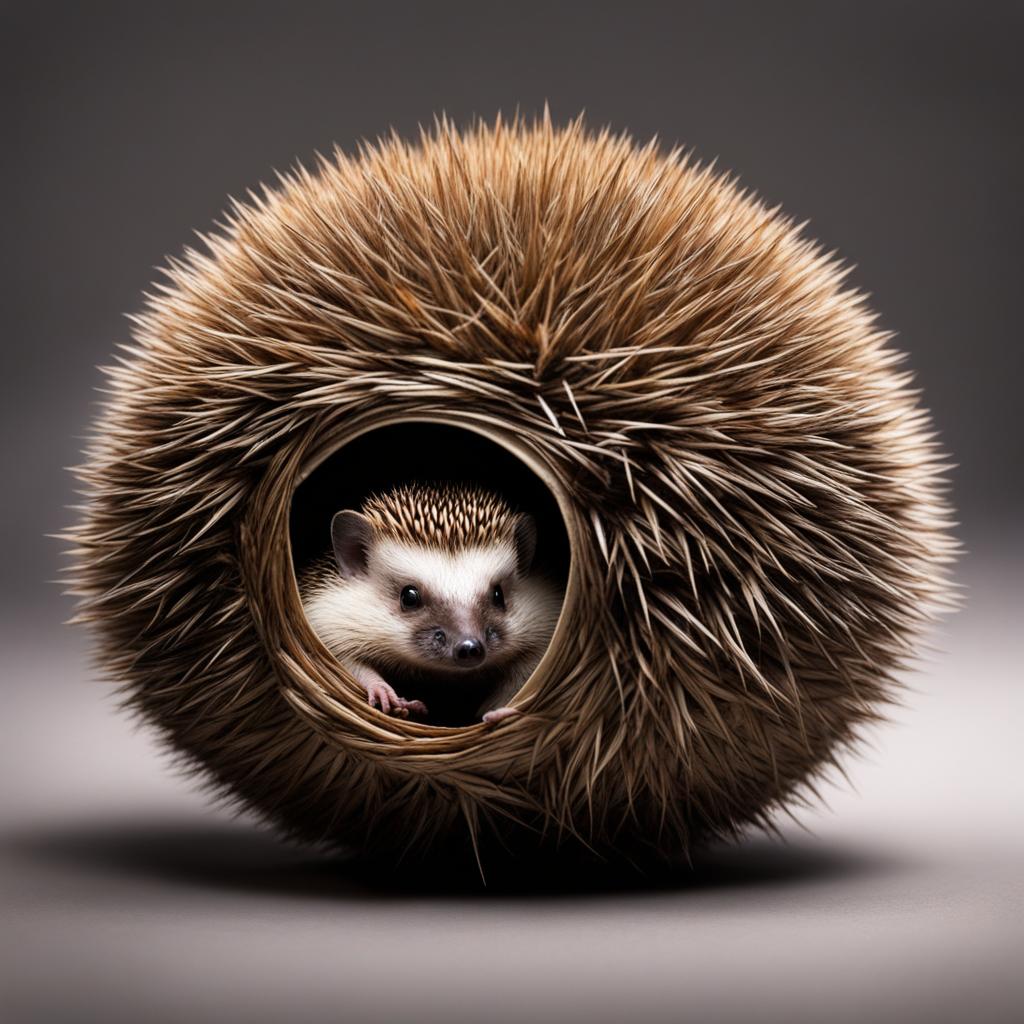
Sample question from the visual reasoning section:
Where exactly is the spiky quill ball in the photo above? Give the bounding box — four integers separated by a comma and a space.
70, 117, 955, 863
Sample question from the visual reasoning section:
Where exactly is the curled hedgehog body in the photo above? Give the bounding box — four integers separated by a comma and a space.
70, 116, 955, 864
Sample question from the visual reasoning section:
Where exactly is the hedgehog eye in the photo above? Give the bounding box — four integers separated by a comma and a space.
491, 584, 505, 609
400, 585, 422, 611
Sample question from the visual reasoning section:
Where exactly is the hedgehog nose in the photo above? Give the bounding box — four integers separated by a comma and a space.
454, 637, 485, 664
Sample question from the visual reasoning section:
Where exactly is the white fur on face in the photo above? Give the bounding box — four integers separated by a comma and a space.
373, 540, 516, 618
302, 538, 562, 677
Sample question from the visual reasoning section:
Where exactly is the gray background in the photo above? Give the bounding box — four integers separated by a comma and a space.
3, 2, 1022, 1022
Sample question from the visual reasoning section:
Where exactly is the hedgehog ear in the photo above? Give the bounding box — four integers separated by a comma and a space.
331, 511, 373, 579
513, 514, 537, 577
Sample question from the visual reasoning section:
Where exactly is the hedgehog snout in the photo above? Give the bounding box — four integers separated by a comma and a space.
453, 636, 485, 665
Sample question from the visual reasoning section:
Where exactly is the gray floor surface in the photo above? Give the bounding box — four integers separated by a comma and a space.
3, 546, 1021, 1023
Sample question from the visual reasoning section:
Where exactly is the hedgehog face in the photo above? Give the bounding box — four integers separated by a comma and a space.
371, 540, 522, 673
326, 504, 544, 678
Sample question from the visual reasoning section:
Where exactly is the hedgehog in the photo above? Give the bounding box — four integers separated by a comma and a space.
67, 115, 955, 863
300, 484, 563, 725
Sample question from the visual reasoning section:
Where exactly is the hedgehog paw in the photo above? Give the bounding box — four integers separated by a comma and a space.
482, 706, 520, 725
365, 681, 405, 717
396, 697, 429, 718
